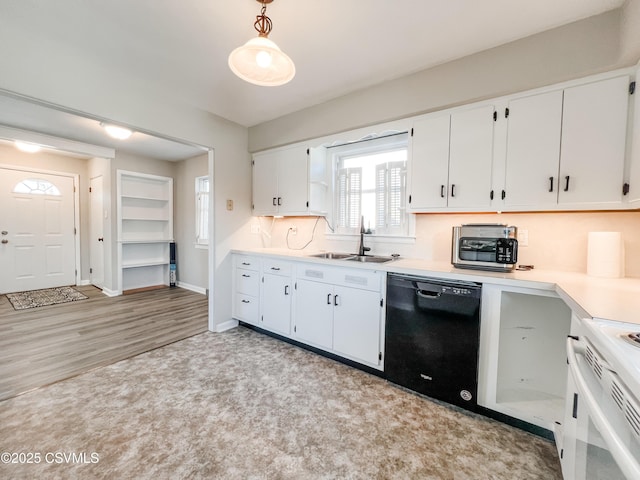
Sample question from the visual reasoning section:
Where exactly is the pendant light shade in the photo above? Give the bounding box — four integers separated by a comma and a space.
228, 0, 295, 87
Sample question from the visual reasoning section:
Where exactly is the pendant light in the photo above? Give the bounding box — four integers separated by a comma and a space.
228, 0, 295, 87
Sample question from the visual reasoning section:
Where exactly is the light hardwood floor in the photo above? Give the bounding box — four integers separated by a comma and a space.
0, 285, 208, 401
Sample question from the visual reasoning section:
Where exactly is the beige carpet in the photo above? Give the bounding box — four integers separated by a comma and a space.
0, 327, 562, 479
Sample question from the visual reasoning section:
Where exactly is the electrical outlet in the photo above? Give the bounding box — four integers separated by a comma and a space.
518, 229, 529, 247
290, 226, 298, 235
250, 224, 260, 234
226, 199, 234, 211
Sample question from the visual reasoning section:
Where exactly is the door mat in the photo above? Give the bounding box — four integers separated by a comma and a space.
5, 286, 89, 311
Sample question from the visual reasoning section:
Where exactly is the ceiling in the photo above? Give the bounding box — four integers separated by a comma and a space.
0, 0, 627, 157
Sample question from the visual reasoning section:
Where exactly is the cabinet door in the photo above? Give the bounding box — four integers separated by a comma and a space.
504, 90, 563, 208
252, 152, 279, 215
448, 105, 495, 209
407, 114, 450, 210
332, 286, 381, 366
559, 76, 629, 207
261, 273, 292, 336
293, 279, 333, 349
277, 145, 309, 215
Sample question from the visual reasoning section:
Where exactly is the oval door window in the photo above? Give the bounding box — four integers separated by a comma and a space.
12, 178, 61, 195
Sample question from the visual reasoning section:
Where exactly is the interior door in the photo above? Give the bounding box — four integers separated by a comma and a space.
0, 168, 76, 294
90, 175, 104, 289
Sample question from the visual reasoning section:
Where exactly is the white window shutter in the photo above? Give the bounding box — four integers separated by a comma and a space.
375, 164, 386, 230
336, 167, 362, 231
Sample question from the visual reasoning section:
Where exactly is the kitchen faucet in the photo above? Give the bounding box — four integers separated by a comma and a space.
358, 216, 371, 256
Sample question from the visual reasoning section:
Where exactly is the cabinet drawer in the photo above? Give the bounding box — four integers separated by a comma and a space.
236, 269, 259, 295
235, 255, 259, 271
296, 263, 383, 291
262, 259, 292, 276
233, 293, 259, 324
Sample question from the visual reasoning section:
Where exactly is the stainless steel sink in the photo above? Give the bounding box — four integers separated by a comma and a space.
308, 252, 356, 260
345, 255, 394, 263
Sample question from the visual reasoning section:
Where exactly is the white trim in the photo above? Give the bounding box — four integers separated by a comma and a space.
215, 319, 238, 333
176, 281, 207, 295
101, 287, 120, 297
207, 149, 216, 333
194, 243, 208, 250
78, 279, 91, 286
0, 125, 115, 159
325, 233, 416, 245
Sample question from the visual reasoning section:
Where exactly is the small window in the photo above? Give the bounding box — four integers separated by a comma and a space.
195, 176, 209, 246
332, 134, 409, 236
13, 178, 61, 195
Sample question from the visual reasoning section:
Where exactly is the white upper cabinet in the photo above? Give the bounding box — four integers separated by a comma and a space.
407, 114, 450, 210
503, 90, 563, 209
502, 75, 630, 210
558, 75, 629, 208
252, 144, 327, 216
408, 105, 494, 212
448, 105, 495, 210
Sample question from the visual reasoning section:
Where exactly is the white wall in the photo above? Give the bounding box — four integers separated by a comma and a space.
261, 210, 640, 278
249, 9, 639, 152
174, 154, 208, 291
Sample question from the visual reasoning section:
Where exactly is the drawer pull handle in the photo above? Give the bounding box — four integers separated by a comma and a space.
271, 267, 281, 271
242, 274, 250, 278
242, 262, 250, 266
241, 299, 250, 304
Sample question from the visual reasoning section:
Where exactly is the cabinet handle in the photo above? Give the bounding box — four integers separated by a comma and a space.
501, 190, 506, 200
277, 197, 282, 206
327, 293, 332, 305
549, 177, 554, 193
242, 274, 250, 278
440, 185, 445, 198
334, 294, 339, 306
284, 285, 289, 296
272, 197, 277, 206
271, 267, 280, 271
242, 262, 250, 266
564, 175, 570, 192
241, 299, 250, 304
451, 184, 456, 197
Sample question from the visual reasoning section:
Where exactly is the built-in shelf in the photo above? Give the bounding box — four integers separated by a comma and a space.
117, 170, 173, 295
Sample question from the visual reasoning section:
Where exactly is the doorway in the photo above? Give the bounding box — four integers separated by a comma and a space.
0, 167, 77, 294
90, 175, 105, 289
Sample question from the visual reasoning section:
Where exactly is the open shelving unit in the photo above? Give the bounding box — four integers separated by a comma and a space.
117, 170, 173, 294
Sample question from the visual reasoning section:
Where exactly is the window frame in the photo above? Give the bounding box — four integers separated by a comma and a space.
329, 133, 414, 240
195, 175, 209, 248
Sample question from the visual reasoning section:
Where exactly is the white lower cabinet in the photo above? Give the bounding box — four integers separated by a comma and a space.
478, 283, 572, 430
231, 254, 386, 370
232, 255, 260, 326
332, 286, 382, 366
293, 263, 385, 369
293, 279, 333, 349
260, 259, 293, 336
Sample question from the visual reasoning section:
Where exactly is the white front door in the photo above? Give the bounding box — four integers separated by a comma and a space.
90, 175, 104, 289
0, 168, 76, 294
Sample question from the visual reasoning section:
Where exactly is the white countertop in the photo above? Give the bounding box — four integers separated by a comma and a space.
231, 248, 640, 326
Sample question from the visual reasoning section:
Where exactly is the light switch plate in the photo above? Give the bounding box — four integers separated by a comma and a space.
226, 199, 233, 211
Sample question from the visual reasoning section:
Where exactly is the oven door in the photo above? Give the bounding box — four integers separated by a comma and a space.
561, 337, 640, 480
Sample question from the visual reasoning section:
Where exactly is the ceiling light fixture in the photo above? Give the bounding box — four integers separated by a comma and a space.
14, 141, 42, 153
101, 123, 133, 140
228, 0, 295, 87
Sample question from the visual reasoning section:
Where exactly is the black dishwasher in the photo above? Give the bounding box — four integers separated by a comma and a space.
384, 273, 481, 411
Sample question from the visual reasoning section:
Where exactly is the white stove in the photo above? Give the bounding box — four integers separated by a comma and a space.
559, 316, 640, 480
582, 317, 640, 394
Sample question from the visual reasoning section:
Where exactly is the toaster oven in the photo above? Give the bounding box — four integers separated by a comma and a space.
452, 224, 518, 272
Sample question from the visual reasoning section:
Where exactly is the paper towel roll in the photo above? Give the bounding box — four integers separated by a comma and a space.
587, 232, 625, 278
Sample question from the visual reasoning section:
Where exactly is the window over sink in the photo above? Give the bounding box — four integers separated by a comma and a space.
330, 133, 411, 237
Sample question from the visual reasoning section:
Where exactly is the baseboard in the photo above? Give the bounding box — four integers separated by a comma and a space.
101, 287, 120, 297
215, 319, 239, 333
78, 279, 91, 286
176, 281, 207, 295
